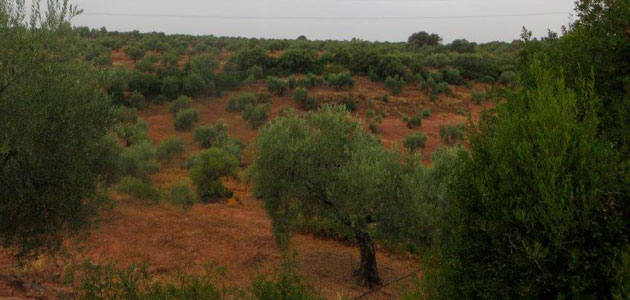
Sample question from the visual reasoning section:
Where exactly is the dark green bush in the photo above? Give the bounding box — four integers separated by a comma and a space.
161, 75, 181, 99
498, 70, 517, 85
422, 108, 431, 118
168, 95, 192, 115
470, 90, 486, 104
402, 114, 422, 128
325, 72, 354, 90
182, 73, 206, 97
189, 147, 239, 202
266, 76, 289, 96
426, 63, 627, 299
292, 88, 317, 110
441, 68, 466, 85
384, 75, 406, 95
119, 141, 160, 182
439, 123, 466, 145
243, 104, 271, 129
126, 45, 145, 62
117, 177, 162, 203
167, 181, 197, 209
226, 93, 257, 112
127, 91, 148, 110
156, 137, 185, 162
404, 133, 427, 152
193, 121, 228, 148
173, 108, 200, 131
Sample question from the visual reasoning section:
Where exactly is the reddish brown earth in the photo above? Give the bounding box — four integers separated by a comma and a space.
0, 51, 495, 299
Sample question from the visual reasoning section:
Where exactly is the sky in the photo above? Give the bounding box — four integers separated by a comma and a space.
70, 0, 577, 43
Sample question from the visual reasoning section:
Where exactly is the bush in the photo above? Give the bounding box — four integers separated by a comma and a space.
498, 70, 517, 85
189, 147, 239, 202
296, 73, 323, 88
167, 181, 197, 209
156, 137, 185, 162
135, 57, 156, 73
325, 72, 354, 90
112, 106, 138, 124
114, 119, 150, 147
191, 53, 219, 81
161, 76, 181, 99
126, 45, 145, 62
119, 141, 160, 182
226, 93, 257, 112
193, 121, 228, 148
169, 96, 192, 115
441, 68, 466, 85
293, 88, 317, 110
404, 133, 427, 152
426, 64, 626, 299
182, 73, 206, 97
408, 31, 442, 48
127, 91, 148, 110
470, 90, 486, 104
440, 123, 466, 145
266, 76, 289, 96
422, 108, 431, 118
403, 114, 422, 128
341, 97, 357, 111
173, 108, 200, 131
243, 104, 271, 129
117, 177, 161, 203
385, 75, 406, 95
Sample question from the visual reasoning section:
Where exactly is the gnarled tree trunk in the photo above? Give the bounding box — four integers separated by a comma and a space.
355, 229, 382, 287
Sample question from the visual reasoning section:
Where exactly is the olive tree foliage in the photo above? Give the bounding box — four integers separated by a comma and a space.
407, 31, 442, 49
250, 105, 416, 287
0, 0, 112, 257
425, 63, 628, 299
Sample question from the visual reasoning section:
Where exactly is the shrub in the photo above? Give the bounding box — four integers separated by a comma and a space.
407, 31, 442, 48
440, 123, 466, 145
288, 75, 297, 89
296, 73, 323, 88
191, 53, 219, 81
127, 91, 148, 110
426, 64, 626, 299
243, 104, 271, 129
385, 75, 406, 95
182, 73, 206, 97
160, 52, 179, 69
366, 109, 383, 133
119, 141, 160, 182
293, 88, 317, 110
189, 147, 239, 202
169, 96, 192, 115
325, 72, 354, 90
114, 119, 150, 147
129, 70, 161, 97
167, 181, 197, 209
470, 90, 486, 104
498, 70, 517, 85
404, 133, 427, 152
173, 108, 200, 131
156, 137, 185, 162
112, 106, 138, 124
117, 177, 161, 203
126, 45, 145, 62
193, 121, 228, 148
135, 57, 156, 73
441, 69, 466, 85
422, 108, 431, 118
341, 97, 357, 111
161, 76, 181, 99
266, 76, 289, 96
403, 114, 422, 128
226, 93, 257, 112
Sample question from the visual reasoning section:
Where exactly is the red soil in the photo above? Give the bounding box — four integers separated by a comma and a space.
0, 53, 495, 299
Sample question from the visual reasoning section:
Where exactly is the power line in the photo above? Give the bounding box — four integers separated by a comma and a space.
80, 11, 571, 21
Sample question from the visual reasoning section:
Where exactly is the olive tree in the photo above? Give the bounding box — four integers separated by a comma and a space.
250, 105, 407, 287
0, 0, 111, 258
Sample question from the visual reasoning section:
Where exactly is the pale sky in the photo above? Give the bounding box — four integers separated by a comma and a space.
70, 0, 576, 43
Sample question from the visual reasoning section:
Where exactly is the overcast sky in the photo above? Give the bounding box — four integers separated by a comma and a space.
70, 0, 576, 43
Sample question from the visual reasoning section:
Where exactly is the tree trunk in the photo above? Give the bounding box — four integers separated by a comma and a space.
355, 230, 382, 287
